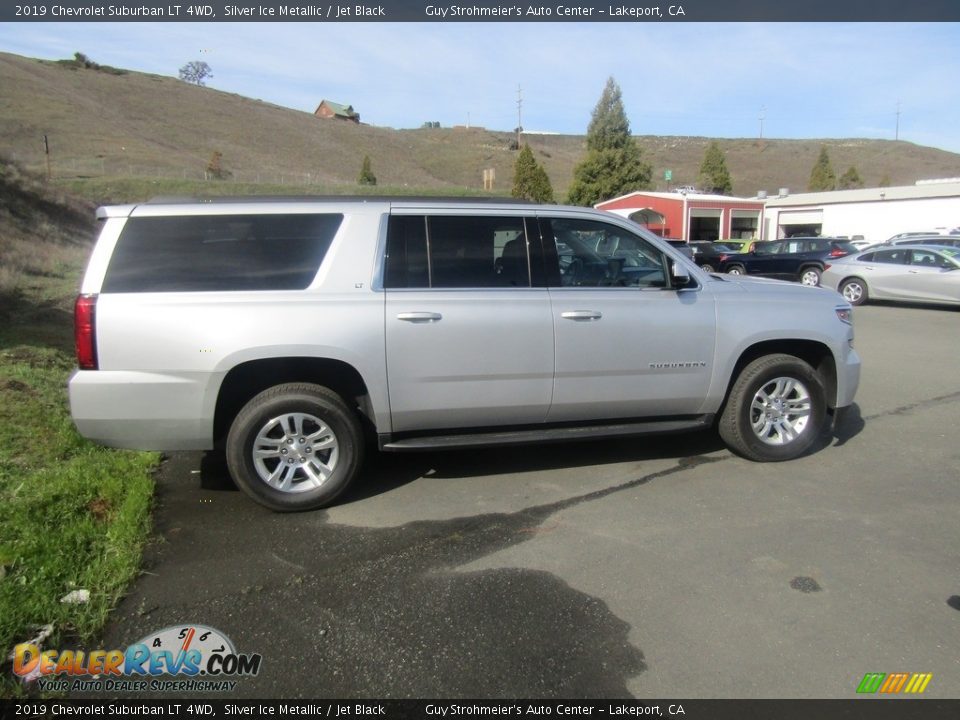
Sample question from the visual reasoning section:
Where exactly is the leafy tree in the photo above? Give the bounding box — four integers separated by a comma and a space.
808, 146, 837, 191
206, 151, 229, 180
358, 155, 377, 186
567, 77, 652, 206
179, 61, 213, 86
511, 144, 554, 203
698, 141, 733, 195
838, 165, 865, 190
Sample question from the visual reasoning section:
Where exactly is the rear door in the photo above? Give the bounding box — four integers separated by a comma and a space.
383, 212, 554, 433
540, 214, 716, 422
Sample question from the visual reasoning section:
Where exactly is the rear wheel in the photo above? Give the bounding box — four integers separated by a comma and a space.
799, 266, 822, 286
719, 354, 827, 462
226, 383, 363, 512
839, 277, 868, 306
700, 263, 716, 273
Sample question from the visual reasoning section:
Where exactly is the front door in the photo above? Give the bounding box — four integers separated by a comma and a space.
540, 216, 717, 423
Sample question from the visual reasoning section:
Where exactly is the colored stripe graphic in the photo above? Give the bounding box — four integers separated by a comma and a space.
880, 672, 909, 693
857, 673, 885, 693
857, 672, 932, 694
904, 673, 933, 694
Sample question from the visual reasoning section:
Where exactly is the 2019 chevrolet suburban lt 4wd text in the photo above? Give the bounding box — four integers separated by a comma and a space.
69, 198, 861, 512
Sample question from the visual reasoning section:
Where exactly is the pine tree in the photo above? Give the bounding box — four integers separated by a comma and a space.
698, 141, 733, 195
838, 166, 864, 190
358, 155, 377, 186
566, 77, 652, 206
511, 144, 554, 203
808, 146, 837, 191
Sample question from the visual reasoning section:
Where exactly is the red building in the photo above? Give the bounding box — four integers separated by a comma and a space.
596, 191, 766, 242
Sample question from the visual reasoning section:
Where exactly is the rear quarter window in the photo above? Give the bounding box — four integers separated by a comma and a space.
101, 213, 343, 292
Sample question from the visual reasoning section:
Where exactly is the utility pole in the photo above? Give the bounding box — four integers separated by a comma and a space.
759, 105, 765, 139
895, 100, 901, 141
516, 84, 523, 149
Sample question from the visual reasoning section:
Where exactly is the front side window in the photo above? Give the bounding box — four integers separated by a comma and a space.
384, 215, 531, 289
542, 218, 667, 288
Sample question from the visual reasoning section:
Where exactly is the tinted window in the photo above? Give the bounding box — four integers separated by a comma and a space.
909, 249, 951, 268
103, 214, 342, 292
542, 218, 666, 288
873, 250, 908, 265
384, 216, 531, 289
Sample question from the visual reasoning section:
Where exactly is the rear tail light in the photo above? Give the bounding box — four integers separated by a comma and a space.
829, 248, 846, 257
74, 294, 98, 370
824, 263, 832, 270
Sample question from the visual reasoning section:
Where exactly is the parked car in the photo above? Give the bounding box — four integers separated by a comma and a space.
887, 236, 960, 249
821, 244, 960, 307
887, 231, 947, 242
664, 238, 695, 259
717, 239, 760, 254
688, 241, 739, 273
69, 198, 860, 511
719, 237, 859, 286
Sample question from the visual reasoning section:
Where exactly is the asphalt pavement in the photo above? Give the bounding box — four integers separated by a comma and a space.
89, 303, 960, 699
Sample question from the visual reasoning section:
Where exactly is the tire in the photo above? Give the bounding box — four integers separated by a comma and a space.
726, 264, 745, 276
226, 383, 364, 512
799, 266, 822, 286
718, 354, 827, 462
700, 263, 715, 273
839, 277, 868, 306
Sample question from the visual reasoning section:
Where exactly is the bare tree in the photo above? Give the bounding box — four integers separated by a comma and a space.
179, 61, 213, 86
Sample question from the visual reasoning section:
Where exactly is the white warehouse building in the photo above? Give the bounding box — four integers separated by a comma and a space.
760, 181, 960, 245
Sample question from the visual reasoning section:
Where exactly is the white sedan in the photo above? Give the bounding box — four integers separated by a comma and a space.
821, 244, 960, 306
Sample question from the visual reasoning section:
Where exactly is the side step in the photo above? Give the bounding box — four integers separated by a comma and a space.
379, 416, 713, 452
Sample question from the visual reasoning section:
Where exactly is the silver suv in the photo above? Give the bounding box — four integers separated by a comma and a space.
70, 198, 860, 511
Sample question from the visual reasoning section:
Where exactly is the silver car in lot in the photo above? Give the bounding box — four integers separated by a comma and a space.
821, 244, 960, 306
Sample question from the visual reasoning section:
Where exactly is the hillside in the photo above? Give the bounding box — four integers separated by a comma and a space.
2, 51, 959, 200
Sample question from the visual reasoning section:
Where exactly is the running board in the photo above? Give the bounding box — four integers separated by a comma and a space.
379, 416, 713, 452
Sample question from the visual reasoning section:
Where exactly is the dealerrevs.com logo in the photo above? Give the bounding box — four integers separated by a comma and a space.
13, 625, 262, 693
856, 672, 933, 695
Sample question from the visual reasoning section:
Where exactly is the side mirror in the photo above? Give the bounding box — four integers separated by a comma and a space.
670, 262, 692, 288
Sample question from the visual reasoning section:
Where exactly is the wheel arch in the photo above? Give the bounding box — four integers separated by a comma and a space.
723, 339, 838, 411
214, 357, 376, 447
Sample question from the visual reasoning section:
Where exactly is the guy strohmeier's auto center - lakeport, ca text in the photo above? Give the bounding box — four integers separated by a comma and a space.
423, 4, 685, 18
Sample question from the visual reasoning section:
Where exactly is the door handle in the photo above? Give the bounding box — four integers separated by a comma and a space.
561, 310, 602, 321
908, 270, 920, 274
397, 312, 442, 322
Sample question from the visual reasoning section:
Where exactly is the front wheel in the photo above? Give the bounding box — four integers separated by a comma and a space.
726, 264, 745, 276
226, 383, 364, 511
719, 354, 827, 462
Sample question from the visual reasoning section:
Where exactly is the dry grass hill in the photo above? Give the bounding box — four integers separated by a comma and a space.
2, 50, 959, 201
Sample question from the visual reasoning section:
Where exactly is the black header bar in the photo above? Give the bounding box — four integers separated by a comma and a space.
4, 0, 960, 22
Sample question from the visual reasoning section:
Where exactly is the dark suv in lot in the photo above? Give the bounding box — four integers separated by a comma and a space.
719, 237, 858, 286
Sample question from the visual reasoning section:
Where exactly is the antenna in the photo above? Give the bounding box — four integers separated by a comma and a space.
516, 84, 523, 149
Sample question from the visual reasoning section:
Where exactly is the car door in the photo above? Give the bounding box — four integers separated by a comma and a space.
383, 213, 554, 433
540, 215, 716, 422
854, 248, 910, 299
889, 249, 960, 303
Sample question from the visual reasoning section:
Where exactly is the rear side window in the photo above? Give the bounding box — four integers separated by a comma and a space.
102, 214, 343, 292
384, 215, 532, 289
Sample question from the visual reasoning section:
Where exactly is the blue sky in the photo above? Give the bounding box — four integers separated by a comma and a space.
2, 22, 960, 152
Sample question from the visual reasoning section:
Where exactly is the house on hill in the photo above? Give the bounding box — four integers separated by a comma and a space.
314, 100, 360, 123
